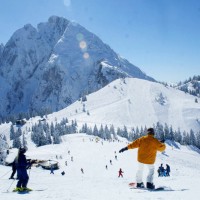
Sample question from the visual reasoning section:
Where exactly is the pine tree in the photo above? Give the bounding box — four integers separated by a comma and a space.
155, 122, 164, 140
174, 128, 182, 144
99, 124, 104, 139
105, 125, 111, 140
13, 136, 21, 148
93, 124, 99, 136
10, 124, 15, 140
0, 134, 8, 164
53, 130, 60, 144
110, 125, 117, 140
189, 129, 196, 146
22, 132, 27, 149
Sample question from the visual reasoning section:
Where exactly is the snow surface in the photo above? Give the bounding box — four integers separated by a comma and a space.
45, 78, 200, 133
1, 133, 200, 200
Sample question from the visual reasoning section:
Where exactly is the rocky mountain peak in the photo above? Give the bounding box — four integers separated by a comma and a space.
0, 16, 154, 118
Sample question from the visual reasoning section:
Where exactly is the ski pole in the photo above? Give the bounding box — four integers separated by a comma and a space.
0, 169, 12, 179
6, 178, 15, 192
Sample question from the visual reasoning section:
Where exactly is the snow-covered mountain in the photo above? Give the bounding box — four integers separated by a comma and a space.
0, 16, 153, 118
1, 133, 200, 200
175, 75, 200, 97
45, 78, 200, 133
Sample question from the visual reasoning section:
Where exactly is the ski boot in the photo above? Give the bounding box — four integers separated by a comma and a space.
22, 187, 32, 192
136, 182, 144, 188
146, 182, 155, 189
13, 187, 23, 192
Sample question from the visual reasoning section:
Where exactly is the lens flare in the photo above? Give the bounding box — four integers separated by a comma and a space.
76, 33, 84, 41
63, 0, 71, 7
83, 52, 89, 59
79, 41, 87, 49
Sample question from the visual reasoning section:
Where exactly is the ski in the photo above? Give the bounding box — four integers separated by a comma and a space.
2, 189, 47, 193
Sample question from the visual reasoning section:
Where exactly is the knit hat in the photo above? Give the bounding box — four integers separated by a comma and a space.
147, 128, 155, 135
19, 147, 27, 154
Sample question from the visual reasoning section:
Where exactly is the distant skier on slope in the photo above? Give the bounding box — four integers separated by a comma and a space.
165, 164, 170, 176
50, 165, 54, 174
118, 168, 124, 178
119, 128, 166, 189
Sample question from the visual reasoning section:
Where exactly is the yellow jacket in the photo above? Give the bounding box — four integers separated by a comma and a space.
127, 134, 166, 164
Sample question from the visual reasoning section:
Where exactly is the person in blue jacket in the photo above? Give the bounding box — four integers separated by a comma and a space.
13, 147, 33, 192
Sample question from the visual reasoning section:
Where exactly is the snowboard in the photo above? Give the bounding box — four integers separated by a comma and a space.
129, 182, 165, 191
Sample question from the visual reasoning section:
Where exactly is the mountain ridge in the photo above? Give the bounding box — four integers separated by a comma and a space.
0, 16, 154, 118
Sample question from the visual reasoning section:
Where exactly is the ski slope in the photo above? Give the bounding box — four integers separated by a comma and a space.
46, 78, 200, 133
1, 133, 200, 200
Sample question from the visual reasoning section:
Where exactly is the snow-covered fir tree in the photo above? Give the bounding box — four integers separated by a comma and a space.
0, 134, 8, 165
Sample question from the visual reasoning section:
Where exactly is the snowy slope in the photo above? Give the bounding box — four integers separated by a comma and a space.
45, 78, 200, 133
0, 133, 200, 200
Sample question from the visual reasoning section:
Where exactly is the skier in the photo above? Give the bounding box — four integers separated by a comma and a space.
13, 147, 33, 192
105, 165, 108, 170
50, 165, 54, 174
119, 128, 166, 189
165, 164, 170, 176
158, 164, 165, 177
118, 168, 124, 178
110, 160, 112, 165
81, 168, 84, 174
61, 171, 65, 176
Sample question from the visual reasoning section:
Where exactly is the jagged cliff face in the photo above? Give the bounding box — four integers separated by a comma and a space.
0, 16, 154, 117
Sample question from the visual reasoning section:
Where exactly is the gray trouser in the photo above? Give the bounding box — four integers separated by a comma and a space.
136, 162, 155, 183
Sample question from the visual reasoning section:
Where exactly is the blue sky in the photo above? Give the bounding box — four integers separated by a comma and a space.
0, 0, 200, 83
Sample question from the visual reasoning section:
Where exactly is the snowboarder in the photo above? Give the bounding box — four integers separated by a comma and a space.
119, 128, 166, 189
13, 147, 33, 192
118, 168, 124, 178
61, 171, 65, 176
165, 164, 170, 176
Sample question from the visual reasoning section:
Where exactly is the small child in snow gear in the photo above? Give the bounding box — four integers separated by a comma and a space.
13, 147, 33, 192
119, 128, 166, 189
118, 168, 124, 178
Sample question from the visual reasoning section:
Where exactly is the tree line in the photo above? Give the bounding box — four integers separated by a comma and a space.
9, 119, 200, 150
